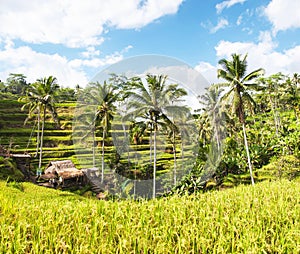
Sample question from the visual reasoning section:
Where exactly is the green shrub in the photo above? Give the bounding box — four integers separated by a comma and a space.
257, 155, 300, 180
0, 156, 24, 181
5, 177, 24, 192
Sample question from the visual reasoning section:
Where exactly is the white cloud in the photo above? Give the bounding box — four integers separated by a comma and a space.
264, 0, 300, 33
194, 62, 219, 84
236, 15, 242, 25
0, 44, 129, 87
108, 0, 183, 29
214, 31, 300, 76
0, 0, 183, 48
210, 18, 229, 33
216, 0, 246, 14
81, 46, 101, 59
141, 64, 209, 110
70, 52, 124, 69
71, 45, 132, 69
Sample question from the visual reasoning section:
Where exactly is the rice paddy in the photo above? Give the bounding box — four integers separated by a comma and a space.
0, 179, 299, 253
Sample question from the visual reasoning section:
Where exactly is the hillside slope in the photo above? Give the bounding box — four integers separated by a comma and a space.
0, 99, 77, 171
0, 179, 299, 253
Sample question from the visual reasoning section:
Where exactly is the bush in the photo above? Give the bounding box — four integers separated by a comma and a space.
257, 155, 300, 180
5, 177, 24, 192
0, 156, 24, 181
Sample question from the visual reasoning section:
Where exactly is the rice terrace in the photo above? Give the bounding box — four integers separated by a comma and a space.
1, 0, 300, 253
1, 53, 300, 253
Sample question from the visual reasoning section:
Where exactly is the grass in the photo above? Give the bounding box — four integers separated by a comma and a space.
0, 179, 299, 253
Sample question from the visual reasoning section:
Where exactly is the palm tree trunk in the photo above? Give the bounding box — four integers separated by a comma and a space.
213, 112, 221, 152
35, 108, 41, 158
180, 131, 184, 160
38, 106, 46, 176
101, 128, 105, 183
92, 128, 96, 168
172, 130, 177, 186
153, 127, 157, 198
242, 123, 255, 185
149, 127, 153, 164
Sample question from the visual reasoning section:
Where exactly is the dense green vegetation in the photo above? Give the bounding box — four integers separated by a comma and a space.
0, 54, 300, 194
0, 53, 300, 252
0, 179, 299, 253
0, 99, 76, 169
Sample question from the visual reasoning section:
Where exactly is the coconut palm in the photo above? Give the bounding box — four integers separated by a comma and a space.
198, 86, 225, 152
74, 111, 98, 168
126, 74, 188, 197
217, 53, 264, 185
19, 89, 42, 157
20, 76, 60, 175
129, 121, 147, 197
130, 121, 146, 153
86, 81, 118, 182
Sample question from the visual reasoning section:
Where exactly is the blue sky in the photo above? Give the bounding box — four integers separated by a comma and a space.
0, 0, 300, 87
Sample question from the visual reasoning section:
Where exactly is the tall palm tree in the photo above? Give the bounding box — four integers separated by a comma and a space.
217, 53, 264, 185
129, 121, 146, 197
126, 74, 188, 198
74, 111, 98, 168
86, 81, 118, 182
19, 89, 42, 157
198, 86, 225, 152
20, 76, 60, 175
130, 121, 146, 155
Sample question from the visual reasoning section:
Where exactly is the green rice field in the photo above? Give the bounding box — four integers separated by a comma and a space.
0, 179, 299, 253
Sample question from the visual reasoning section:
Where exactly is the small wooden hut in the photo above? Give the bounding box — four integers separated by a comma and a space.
42, 160, 85, 188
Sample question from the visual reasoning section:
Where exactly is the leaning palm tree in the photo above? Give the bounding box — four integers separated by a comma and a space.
126, 74, 188, 198
217, 53, 264, 185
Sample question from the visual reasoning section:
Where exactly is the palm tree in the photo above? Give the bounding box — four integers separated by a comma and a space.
19, 89, 42, 157
74, 111, 98, 168
217, 53, 264, 185
86, 81, 118, 182
130, 121, 146, 159
126, 74, 188, 198
129, 121, 146, 197
20, 76, 60, 175
198, 86, 225, 152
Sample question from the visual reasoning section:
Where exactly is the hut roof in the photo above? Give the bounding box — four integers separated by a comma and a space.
44, 160, 83, 179
11, 154, 31, 158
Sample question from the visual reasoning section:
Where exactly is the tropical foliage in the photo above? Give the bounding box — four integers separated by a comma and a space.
1, 52, 300, 253
0, 53, 299, 195
19, 76, 60, 175
217, 53, 265, 185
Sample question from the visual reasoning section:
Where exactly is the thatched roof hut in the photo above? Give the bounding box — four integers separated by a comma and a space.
44, 160, 83, 180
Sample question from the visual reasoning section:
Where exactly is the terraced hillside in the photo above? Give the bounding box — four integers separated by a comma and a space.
0, 99, 194, 183
0, 99, 77, 171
